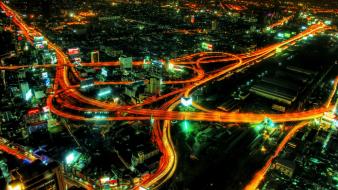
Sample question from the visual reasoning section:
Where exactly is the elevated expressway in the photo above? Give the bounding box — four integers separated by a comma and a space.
0, 2, 336, 189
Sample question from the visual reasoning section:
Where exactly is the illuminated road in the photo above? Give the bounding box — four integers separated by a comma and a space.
0, 137, 37, 162
244, 76, 338, 190
48, 22, 330, 124
0, 2, 336, 190
244, 121, 309, 190
267, 15, 293, 30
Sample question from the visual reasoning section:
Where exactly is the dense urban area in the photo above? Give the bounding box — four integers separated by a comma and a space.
0, 0, 337, 190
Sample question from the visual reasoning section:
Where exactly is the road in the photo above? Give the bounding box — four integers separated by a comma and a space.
244, 121, 309, 190
0, 2, 336, 190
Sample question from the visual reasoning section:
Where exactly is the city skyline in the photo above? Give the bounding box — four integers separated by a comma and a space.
0, 0, 337, 190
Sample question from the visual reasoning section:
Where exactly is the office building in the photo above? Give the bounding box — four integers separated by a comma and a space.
271, 158, 295, 178
145, 76, 161, 95
9, 160, 65, 190
119, 55, 133, 70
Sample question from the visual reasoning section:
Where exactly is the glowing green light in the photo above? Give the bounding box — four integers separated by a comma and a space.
333, 176, 338, 181
277, 33, 284, 38
184, 121, 189, 131
252, 123, 264, 133
314, 119, 320, 125
201, 42, 213, 51
168, 63, 174, 71
182, 121, 191, 133
263, 117, 275, 128
65, 152, 75, 164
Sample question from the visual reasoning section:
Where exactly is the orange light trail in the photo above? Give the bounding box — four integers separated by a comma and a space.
244, 121, 309, 190
0, 1, 335, 189
267, 15, 293, 29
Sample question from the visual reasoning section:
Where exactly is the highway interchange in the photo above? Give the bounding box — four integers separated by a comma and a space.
0, 1, 337, 190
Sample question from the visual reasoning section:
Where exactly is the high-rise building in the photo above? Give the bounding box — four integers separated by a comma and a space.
131, 150, 160, 167
9, 160, 65, 190
143, 56, 151, 70
119, 55, 133, 70
271, 158, 295, 178
90, 51, 99, 63
19, 82, 32, 101
146, 76, 161, 95
0, 159, 10, 185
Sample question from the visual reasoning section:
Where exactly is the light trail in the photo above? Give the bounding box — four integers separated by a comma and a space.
0, 2, 335, 190
244, 77, 338, 190
243, 121, 309, 190
267, 15, 293, 30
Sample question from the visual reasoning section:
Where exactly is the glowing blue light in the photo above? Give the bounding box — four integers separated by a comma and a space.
23, 159, 31, 164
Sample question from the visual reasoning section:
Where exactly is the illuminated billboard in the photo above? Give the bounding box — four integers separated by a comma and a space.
68, 48, 80, 55
33, 36, 44, 42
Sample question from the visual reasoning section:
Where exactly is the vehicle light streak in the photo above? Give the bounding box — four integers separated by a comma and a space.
0, 1, 335, 189
244, 121, 309, 190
